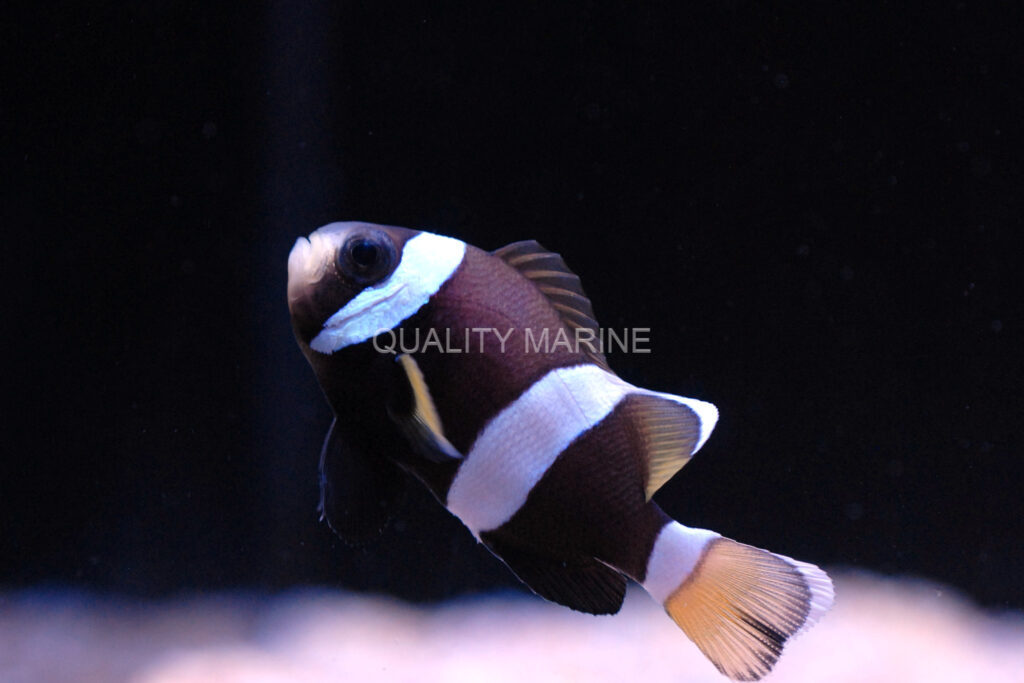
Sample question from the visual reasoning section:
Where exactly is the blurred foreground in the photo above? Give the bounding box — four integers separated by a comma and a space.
2, 572, 1022, 683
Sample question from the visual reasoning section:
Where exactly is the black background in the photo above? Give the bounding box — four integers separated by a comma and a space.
5, 3, 1022, 608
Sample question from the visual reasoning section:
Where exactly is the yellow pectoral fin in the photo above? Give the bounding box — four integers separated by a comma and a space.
392, 353, 463, 463
396, 353, 444, 434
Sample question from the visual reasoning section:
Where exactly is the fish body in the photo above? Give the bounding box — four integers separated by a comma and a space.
287, 222, 833, 681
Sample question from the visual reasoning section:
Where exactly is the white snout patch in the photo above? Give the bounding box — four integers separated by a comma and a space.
310, 232, 466, 354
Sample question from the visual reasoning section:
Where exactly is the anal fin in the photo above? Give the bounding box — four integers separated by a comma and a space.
482, 534, 627, 615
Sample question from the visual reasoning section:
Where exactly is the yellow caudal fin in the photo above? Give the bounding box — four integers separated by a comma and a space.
643, 523, 834, 681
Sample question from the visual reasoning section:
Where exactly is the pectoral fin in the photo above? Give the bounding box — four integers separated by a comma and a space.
388, 353, 463, 463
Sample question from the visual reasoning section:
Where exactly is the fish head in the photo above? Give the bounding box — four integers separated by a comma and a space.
287, 221, 419, 355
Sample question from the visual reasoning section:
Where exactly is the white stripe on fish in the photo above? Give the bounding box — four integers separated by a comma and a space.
311, 231, 466, 354
447, 364, 718, 538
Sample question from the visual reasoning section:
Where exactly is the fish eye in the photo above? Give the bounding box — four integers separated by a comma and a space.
351, 240, 379, 268
339, 232, 397, 285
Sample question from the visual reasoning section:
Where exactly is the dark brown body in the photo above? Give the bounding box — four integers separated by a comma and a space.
308, 242, 668, 597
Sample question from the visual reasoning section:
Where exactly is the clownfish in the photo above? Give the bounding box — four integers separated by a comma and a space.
287, 222, 833, 681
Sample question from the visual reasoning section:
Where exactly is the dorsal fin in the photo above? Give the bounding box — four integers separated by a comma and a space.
628, 394, 703, 500
492, 240, 610, 371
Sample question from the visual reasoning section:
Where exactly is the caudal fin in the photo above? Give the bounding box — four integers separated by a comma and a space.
642, 522, 834, 681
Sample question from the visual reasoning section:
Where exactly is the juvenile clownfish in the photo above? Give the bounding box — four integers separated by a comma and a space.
287, 221, 833, 681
